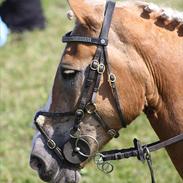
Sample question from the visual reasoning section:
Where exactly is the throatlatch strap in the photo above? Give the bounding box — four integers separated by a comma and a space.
100, 1, 127, 128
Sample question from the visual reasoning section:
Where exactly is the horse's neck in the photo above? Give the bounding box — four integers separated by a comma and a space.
115, 6, 183, 176
145, 80, 183, 178
120, 7, 183, 137
142, 27, 183, 178
144, 39, 183, 138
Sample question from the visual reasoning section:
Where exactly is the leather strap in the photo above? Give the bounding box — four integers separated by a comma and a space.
99, 1, 127, 128
99, 1, 116, 40
100, 133, 183, 161
63, 0, 127, 131
34, 111, 75, 120
34, 118, 65, 161
103, 46, 127, 128
99, 134, 183, 183
62, 31, 108, 46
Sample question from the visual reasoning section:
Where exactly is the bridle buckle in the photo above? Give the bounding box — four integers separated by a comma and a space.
108, 73, 116, 84
90, 60, 99, 71
47, 139, 56, 150
97, 63, 105, 74
85, 103, 97, 114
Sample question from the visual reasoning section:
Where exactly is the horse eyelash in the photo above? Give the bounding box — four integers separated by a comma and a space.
61, 69, 78, 80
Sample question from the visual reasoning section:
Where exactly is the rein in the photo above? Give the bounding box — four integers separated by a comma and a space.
33, 1, 183, 183
98, 134, 183, 183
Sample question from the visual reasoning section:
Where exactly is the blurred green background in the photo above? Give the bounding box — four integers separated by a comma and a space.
0, 0, 183, 183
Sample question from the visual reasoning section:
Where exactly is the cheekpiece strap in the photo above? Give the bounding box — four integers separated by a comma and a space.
99, 0, 116, 40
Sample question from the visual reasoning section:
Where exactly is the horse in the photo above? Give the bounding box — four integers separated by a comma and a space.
30, 0, 183, 183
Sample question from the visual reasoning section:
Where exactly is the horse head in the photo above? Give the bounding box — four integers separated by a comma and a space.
30, 0, 183, 182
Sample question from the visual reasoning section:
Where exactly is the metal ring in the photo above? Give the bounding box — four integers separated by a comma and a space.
69, 128, 81, 138
102, 162, 114, 174
75, 138, 91, 158
75, 135, 99, 158
144, 146, 151, 159
47, 139, 56, 150
96, 161, 113, 174
80, 135, 99, 153
85, 103, 96, 114
97, 162, 104, 171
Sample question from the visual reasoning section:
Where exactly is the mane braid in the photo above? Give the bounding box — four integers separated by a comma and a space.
135, 1, 183, 24
67, 0, 183, 33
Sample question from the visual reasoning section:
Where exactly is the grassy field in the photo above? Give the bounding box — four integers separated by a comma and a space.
0, 0, 183, 183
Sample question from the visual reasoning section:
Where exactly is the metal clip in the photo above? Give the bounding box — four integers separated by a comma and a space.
144, 146, 151, 160
94, 153, 114, 174
143, 147, 156, 183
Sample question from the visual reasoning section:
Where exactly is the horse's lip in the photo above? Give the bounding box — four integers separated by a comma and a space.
36, 160, 53, 182
51, 169, 81, 183
38, 169, 53, 182
30, 153, 54, 182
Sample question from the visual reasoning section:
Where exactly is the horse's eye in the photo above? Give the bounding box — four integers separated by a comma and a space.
61, 69, 78, 80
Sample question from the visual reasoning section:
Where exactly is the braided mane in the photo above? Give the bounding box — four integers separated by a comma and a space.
136, 2, 183, 22
67, 1, 183, 35
135, 1, 183, 34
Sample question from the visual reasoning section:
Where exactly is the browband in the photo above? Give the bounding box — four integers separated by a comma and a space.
62, 31, 108, 46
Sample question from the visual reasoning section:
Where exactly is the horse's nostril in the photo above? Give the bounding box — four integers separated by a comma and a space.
30, 154, 53, 182
30, 155, 46, 171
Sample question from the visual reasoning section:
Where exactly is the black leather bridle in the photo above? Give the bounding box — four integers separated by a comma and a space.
34, 1, 125, 167
34, 1, 183, 182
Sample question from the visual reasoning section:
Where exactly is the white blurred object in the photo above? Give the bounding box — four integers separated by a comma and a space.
36, 115, 45, 126
0, 16, 9, 47
67, 10, 75, 20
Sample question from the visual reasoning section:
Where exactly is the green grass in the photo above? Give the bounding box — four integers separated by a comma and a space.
0, 0, 182, 183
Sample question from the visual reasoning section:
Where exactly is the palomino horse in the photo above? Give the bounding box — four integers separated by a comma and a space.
30, 0, 183, 183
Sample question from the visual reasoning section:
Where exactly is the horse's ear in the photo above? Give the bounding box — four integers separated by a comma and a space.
67, 0, 102, 30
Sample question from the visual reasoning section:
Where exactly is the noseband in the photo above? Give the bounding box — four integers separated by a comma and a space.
34, 1, 125, 167
34, 1, 183, 182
